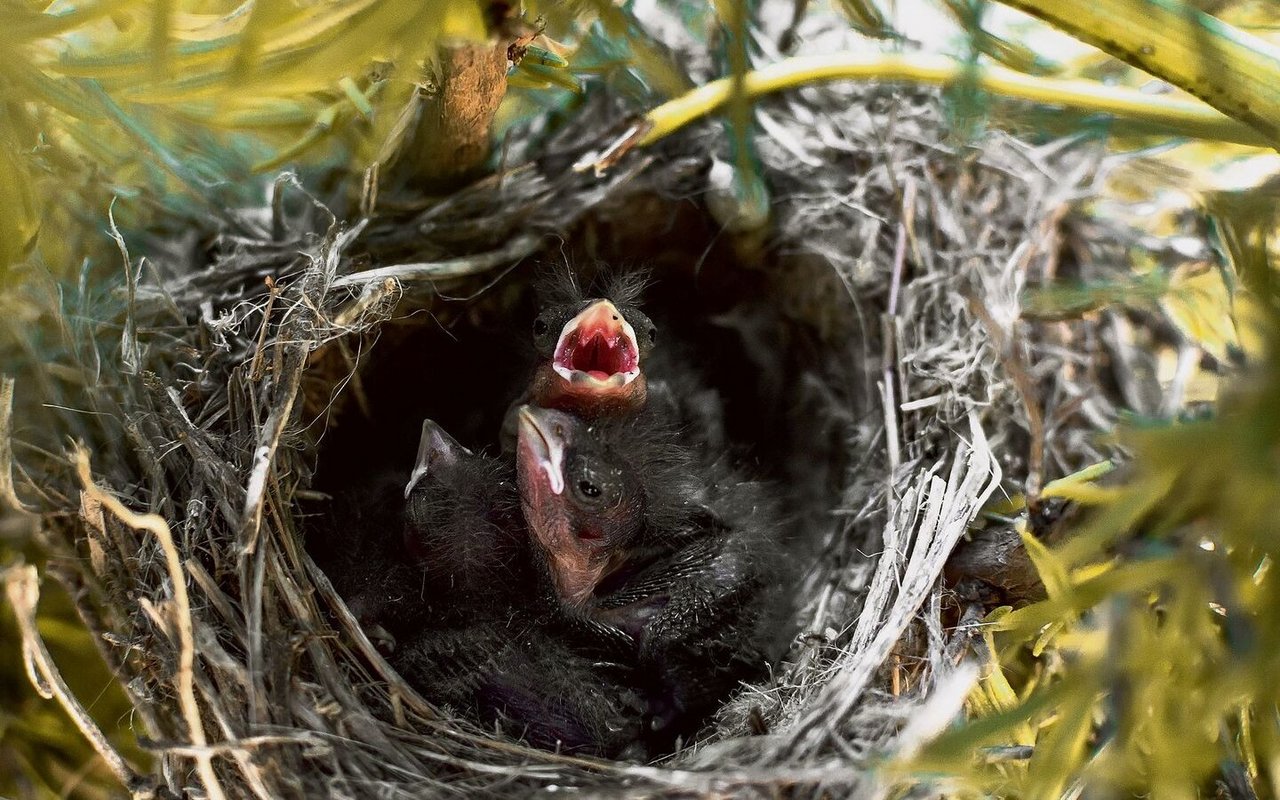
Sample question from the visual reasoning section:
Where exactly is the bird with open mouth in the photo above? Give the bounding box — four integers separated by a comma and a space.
514, 403, 788, 751
503, 266, 730, 458
520, 269, 658, 418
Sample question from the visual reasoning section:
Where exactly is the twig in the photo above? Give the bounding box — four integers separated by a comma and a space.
1161, 342, 1198, 417
239, 342, 307, 556
332, 277, 399, 330
188, 658, 276, 800
327, 234, 543, 291
73, 450, 228, 800
628, 52, 1267, 151
147, 733, 325, 757
572, 119, 654, 175
0, 377, 29, 512
244, 536, 268, 727
409, 38, 512, 191
888, 180, 914, 318
108, 201, 142, 375
881, 178, 916, 474
249, 277, 281, 382
967, 294, 1046, 504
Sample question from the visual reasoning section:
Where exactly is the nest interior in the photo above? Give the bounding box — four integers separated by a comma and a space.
0, 25, 1133, 798
307, 222, 854, 516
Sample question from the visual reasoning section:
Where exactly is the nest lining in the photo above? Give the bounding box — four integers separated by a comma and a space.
0, 40, 1135, 798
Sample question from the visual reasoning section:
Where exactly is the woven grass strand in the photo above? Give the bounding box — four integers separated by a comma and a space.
73, 451, 228, 800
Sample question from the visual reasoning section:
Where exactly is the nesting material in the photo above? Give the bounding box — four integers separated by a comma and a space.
1, 27, 1129, 796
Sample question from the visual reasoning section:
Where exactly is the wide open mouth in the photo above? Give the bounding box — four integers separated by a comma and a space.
551, 300, 641, 387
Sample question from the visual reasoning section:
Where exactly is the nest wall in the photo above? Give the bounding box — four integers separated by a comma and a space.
2, 31, 1126, 797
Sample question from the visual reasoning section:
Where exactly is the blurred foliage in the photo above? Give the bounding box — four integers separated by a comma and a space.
901, 2, 1280, 794
0, 545, 149, 799
0, 0, 704, 288
995, 0, 1280, 146
909, 306, 1280, 796
0, 0, 497, 286
1031, 139, 1280, 374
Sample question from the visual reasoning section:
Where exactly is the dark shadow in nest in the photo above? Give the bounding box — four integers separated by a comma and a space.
303, 194, 862, 759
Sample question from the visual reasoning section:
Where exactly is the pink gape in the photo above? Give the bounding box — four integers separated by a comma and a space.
531, 299, 648, 416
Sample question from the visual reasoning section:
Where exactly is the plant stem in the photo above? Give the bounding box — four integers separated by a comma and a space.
997, 0, 1280, 146
638, 52, 1272, 149
409, 38, 510, 191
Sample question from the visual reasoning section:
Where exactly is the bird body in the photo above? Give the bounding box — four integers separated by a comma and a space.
377, 419, 649, 757
400, 420, 529, 615
323, 419, 526, 641
514, 404, 787, 749
318, 471, 422, 645
393, 617, 646, 756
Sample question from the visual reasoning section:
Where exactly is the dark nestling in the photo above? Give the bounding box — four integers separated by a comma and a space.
325, 417, 647, 756
514, 404, 791, 750
320, 418, 525, 642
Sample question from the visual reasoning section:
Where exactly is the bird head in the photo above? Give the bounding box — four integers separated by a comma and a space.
403, 419, 523, 594
527, 269, 657, 415
515, 405, 647, 607
404, 418, 473, 500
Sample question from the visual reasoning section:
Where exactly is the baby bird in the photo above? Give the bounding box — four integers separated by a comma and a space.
507, 267, 729, 458
514, 404, 788, 750
322, 418, 525, 643
400, 419, 529, 615
517, 269, 658, 420
317, 470, 420, 647
394, 620, 646, 757
372, 418, 647, 757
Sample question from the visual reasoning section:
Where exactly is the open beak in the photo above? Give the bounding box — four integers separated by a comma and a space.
551, 300, 641, 387
516, 406, 566, 495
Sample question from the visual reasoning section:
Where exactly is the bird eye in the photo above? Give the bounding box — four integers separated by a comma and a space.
533, 317, 549, 336
568, 456, 618, 508
647, 327, 657, 344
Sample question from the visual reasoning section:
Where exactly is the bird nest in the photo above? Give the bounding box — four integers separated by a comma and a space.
3, 43, 1126, 798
